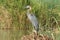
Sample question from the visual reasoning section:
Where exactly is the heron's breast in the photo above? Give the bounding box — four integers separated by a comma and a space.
27, 14, 32, 20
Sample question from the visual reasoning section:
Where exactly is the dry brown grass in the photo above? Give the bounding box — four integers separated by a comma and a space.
0, 6, 12, 28
21, 32, 53, 40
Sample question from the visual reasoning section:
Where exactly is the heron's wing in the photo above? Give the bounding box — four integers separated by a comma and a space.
27, 13, 39, 31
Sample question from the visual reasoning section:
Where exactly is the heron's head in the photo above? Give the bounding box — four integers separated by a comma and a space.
25, 5, 31, 11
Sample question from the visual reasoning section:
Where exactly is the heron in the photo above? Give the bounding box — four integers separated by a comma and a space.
25, 5, 39, 35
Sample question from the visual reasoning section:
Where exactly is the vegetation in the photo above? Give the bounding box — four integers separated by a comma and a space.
0, 0, 60, 40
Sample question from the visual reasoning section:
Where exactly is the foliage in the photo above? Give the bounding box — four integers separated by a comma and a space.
0, 0, 60, 40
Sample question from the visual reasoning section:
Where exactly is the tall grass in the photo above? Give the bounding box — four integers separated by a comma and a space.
0, 0, 60, 40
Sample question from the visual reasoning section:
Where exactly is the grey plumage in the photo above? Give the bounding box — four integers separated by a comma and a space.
25, 5, 39, 34
27, 13, 39, 32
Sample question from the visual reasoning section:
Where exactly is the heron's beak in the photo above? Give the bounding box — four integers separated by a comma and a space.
24, 7, 29, 10
24, 6, 27, 10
